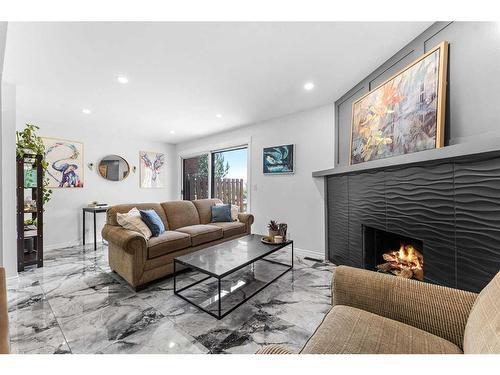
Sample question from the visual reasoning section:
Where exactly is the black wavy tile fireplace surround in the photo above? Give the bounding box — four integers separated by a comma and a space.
325, 153, 500, 293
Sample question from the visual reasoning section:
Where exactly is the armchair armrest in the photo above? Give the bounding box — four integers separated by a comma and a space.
101, 224, 147, 253
0, 268, 9, 354
332, 266, 477, 349
256, 344, 294, 354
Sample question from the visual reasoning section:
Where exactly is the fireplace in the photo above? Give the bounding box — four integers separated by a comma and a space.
363, 226, 424, 281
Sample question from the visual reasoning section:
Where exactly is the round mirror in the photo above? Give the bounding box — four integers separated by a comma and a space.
98, 155, 130, 181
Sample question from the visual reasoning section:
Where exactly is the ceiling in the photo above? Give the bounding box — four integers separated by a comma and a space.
3, 22, 432, 144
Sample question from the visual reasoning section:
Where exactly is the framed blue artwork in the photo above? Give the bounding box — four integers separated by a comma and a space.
263, 144, 295, 174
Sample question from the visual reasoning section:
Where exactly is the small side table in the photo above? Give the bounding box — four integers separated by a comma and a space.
82, 206, 109, 251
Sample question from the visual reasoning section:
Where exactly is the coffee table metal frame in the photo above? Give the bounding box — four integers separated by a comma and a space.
173, 239, 293, 320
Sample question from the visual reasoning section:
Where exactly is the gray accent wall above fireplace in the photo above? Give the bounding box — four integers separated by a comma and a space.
333, 22, 500, 168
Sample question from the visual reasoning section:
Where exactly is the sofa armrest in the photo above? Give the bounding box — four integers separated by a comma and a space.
238, 213, 254, 234
256, 344, 294, 354
0, 268, 9, 354
101, 224, 147, 253
332, 266, 477, 349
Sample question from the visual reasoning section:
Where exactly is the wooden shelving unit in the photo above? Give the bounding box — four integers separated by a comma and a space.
16, 154, 44, 272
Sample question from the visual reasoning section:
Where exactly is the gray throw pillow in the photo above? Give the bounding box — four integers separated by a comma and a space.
211, 204, 232, 222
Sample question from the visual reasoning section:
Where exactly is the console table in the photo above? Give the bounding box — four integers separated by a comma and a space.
82, 206, 109, 251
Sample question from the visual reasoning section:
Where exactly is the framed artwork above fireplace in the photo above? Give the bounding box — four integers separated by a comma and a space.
350, 41, 448, 165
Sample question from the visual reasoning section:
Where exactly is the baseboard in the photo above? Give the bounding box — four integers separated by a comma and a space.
44, 240, 81, 251
292, 246, 325, 261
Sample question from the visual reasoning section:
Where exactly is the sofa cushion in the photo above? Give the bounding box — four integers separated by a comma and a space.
175, 225, 223, 246
107, 203, 168, 229
161, 201, 200, 230
301, 305, 462, 354
192, 199, 222, 224
210, 221, 246, 238
147, 231, 191, 259
463, 271, 500, 354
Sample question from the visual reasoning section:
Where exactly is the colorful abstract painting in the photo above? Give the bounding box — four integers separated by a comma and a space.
263, 144, 294, 174
43, 138, 84, 188
350, 42, 447, 165
140, 151, 166, 188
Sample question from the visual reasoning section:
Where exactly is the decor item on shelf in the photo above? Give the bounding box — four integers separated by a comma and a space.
139, 151, 166, 188
43, 137, 84, 188
263, 144, 295, 174
87, 201, 108, 208
16, 124, 52, 204
350, 41, 448, 165
268, 220, 279, 238
88, 162, 94, 171
278, 223, 288, 241
98, 155, 130, 181
23, 167, 37, 188
23, 198, 37, 213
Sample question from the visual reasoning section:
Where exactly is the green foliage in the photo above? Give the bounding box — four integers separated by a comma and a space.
24, 218, 38, 226
16, 124, 53, 206
198, 153, 230, 179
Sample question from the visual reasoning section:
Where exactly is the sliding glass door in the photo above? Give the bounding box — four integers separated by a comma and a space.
182, 154, 209, 200
211, 147, 248, 212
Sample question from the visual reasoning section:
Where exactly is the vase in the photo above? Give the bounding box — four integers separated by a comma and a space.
268, 230, 279, 239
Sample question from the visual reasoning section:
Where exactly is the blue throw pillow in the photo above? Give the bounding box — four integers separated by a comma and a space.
139, 209, 165, 237
211, 204, 232, 223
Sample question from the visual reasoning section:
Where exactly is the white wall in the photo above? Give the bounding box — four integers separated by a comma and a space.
16, 115, 177, 250
1, 82, 17, 277
176, 104, 335, 258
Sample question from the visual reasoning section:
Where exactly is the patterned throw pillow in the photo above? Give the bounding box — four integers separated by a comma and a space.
116, 208, 152, 239
139, 209, 166, 237
216, 203, 239, 221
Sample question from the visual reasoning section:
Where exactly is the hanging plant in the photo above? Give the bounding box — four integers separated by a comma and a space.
16, 124, 53, 205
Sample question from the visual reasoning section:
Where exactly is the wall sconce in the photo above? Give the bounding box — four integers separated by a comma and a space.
88, 162, 94, 171
133, 166, 137, 173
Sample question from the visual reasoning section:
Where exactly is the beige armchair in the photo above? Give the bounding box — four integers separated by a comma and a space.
258, 266, 500, 354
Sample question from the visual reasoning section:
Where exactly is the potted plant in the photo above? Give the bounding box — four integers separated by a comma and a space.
268, 220, 279, 238
16, 124, 52, 206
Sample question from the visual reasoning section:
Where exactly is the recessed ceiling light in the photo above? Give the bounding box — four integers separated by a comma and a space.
82, 108, 91, 114
304, 82, 315, 91
117, 75, 129, 84
169, 130, 176, 134
215, 114, 222, 119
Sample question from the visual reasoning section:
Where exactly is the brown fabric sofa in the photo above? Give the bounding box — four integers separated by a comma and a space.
258, 266, 500, 354
102, 199, 254, 290
0, 267, 9, 354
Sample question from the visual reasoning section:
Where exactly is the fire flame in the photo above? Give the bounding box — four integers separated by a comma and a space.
378, 242, 424, 281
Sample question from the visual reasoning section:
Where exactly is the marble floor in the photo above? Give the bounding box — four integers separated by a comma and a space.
6, 243, 335, 354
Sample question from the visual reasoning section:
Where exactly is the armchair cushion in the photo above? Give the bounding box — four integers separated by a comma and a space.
147, 231, 191, 259
333, 266, 477, 349
175, 225, 223, 246
301, 305, 462, 354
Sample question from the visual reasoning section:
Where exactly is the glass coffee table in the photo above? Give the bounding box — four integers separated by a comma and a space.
174, 234, 293, 319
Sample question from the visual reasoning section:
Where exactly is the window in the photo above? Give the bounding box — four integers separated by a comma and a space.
211, 147, 248, 212
182, 154, 209, 200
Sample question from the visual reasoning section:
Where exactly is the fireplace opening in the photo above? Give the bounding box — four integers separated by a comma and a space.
363, 226, 424, 281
